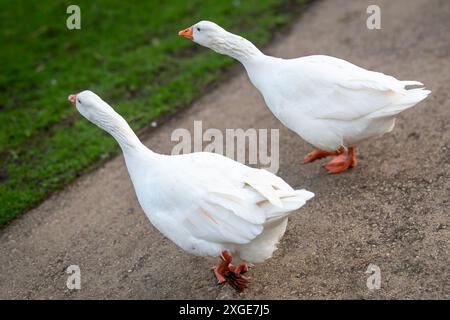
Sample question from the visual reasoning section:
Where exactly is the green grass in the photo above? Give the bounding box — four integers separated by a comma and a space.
0, 0, 307, 225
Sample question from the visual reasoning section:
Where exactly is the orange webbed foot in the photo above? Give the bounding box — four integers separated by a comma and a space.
212, 251, 250, 292
229, 262, 249, 275
302, 147, 345, 164
323, 147, 357, 174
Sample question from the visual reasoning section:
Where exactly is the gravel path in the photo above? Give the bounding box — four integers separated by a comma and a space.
1, 0, 449, 299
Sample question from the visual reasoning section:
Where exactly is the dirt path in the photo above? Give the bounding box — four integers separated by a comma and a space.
1, 0, 449, 299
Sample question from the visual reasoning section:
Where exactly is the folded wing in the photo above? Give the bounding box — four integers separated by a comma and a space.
289, 55, 430, 121
181, 158, 314, 245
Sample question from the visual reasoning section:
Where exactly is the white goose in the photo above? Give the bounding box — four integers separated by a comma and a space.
68, 90, 314, 291
179, 21, 431, 173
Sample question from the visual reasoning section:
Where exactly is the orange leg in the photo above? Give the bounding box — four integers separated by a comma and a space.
302, 146, 345, 164
323, 147, 357, 174
212, 250, 250, 292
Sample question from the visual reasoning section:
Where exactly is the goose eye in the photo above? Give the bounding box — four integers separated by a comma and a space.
77, 98, 81, 104
196, 27, 201, 32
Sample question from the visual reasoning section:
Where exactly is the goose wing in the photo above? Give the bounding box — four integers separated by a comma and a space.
281, 55, 427, 120
178, 153, 313, 245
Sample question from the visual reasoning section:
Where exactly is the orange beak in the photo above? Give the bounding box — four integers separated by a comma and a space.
178, 27, 193, 40
68, 94, 77, 104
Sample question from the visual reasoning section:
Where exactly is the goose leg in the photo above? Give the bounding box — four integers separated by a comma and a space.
212, 250, 250, 292
212, 251, 231, 284
212, 267, 227, 284
323, 147, 357, 174
302, 146, 345, 164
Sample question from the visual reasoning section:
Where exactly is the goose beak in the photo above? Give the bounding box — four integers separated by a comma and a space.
68, 94, 77, 104
178, 27, 193, 40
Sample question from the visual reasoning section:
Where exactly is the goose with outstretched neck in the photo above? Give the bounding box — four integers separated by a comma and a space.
179, 21, 431, 174
68, 90, 314, 291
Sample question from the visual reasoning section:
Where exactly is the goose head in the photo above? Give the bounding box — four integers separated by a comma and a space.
68, 90, 142, 151
68, 90, 116, 127
178, 20, 262, 62
179, 20, 226, 48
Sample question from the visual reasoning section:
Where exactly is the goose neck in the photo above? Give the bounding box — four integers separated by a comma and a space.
97, 110, 145, 154
210, 32, 264, 64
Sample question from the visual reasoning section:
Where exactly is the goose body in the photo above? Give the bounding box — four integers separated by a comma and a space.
127, 149, 313, 262
69, 90, 314, 290
244, 54, 429, 150
179, 21, 431, 173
